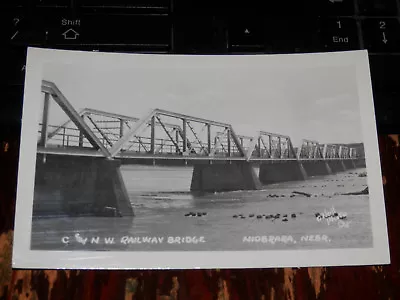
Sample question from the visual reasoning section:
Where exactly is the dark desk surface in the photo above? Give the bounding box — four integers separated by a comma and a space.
1, 135, 399, 300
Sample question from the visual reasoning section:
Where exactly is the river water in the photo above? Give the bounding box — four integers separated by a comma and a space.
31, 165, 372, 251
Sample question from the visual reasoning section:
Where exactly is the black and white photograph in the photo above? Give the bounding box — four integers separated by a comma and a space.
12, 48, 389, 269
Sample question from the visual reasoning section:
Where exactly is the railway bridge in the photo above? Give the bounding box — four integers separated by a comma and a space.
34, 81, 366, 216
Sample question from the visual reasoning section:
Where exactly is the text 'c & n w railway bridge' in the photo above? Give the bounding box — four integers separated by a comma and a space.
34, 80, 366, 217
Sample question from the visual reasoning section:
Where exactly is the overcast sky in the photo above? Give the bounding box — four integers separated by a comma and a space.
42, 57, 363, 147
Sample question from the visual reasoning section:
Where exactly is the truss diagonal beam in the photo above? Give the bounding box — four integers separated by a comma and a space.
41, 81, 111, 157
86, 115, 113, 148
259, 137, 271, 158
156, 116, 181, 154
187, 121, 207, 155
177, 128, 195, 154
210, 129, 228, 157
46, 108, 88, 140
109, 109, 157, 157
229, 127, 245, 156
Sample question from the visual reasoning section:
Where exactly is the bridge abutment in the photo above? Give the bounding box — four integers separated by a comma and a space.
33, 154, 134, 217
190, 162, 261, 192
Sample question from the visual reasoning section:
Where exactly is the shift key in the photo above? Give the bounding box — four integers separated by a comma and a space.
80, 14, 170, 48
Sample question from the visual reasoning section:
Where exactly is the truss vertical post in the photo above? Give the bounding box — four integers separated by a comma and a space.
176, 129, 180, 154
323, 144, 328, 159
313, 143, 319, 158
258, 137, 262, 157
79, 132, 84, 147
268, 135, 272, 158
207, 124, 211, 155
183, 119, 187, 153
227, 128, 231, 157
278, 137, 282, 158
160, 140, 164, 152
150, 116, 155, 154
288, 138, 295, 158
62, 127, 66, 147
39, 93, 50, 147
338, 146, 343, 158
119, 119, 124, 138
287, 139, 294, 158
78, 114, 84, 147
297, 142, 302, 159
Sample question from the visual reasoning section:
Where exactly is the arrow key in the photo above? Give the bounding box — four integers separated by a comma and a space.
362, 19, 400, 53
229, 17, 265, 51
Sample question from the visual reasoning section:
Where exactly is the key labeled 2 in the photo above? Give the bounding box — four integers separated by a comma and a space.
362, 19, 400, 53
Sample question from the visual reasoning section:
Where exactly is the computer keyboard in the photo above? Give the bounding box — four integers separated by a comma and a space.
2, 0, 400, 141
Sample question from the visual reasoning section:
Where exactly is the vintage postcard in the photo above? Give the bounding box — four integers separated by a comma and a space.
13, 48, 389, 269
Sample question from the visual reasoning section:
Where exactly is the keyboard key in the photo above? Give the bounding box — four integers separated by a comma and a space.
5, 47, 27, 85
1, 86, 24, 124
3, 9, 24, 41
12, 9, 78, 46
36, 0, 71, 7
4, 0, 30, 8
23, 10, 170, 50
175, 0, 227, 14
265, 18, 321, 53
229, 17, 264, 51
6, 11, 46, 46
373, 90, 400, 132
318, 0, 354, 16
369, 55, 400, 91
358, 0, 399, 15
81, 0, 168, 7
319, 18, 360, 51
82, 14, 170, 48
363, 18, 400, 52
229, 1, 267, 14
174, 17, 227, 53
369, 55, 400, 131
237, 1, 319, 16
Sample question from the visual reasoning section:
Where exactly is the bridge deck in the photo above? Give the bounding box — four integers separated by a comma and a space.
37, 146, 358, 162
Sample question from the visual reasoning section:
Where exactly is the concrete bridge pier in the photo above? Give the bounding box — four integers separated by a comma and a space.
343, 159, 356, 170
327, 160, 346, 173
33, 154, 134, 217
354, 158, 367, 168
301, 161, 332, 177
190, 161, 262, 192
258, 161, 306, 185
